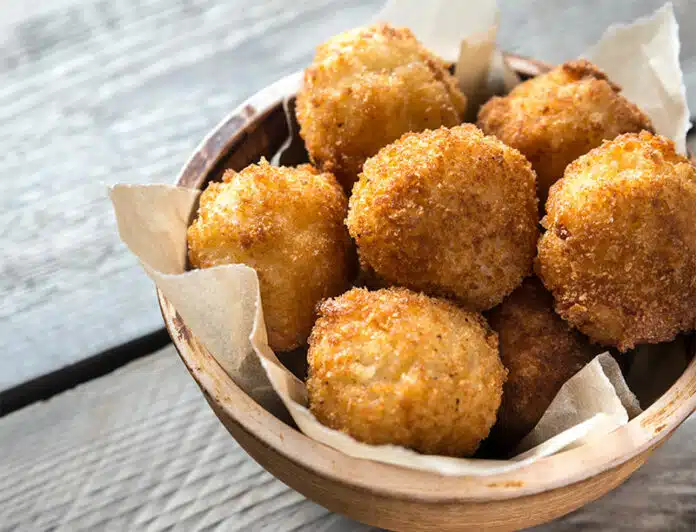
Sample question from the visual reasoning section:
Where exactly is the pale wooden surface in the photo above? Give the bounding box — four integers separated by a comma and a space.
0, 0, 380, 392
3, 1, 696, 528
1, 345, 694, 532
3, 0, 696, 392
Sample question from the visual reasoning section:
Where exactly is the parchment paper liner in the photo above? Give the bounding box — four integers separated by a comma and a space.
110, 2, 690, 476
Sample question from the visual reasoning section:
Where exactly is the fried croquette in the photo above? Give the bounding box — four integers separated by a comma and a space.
296, 23, 466, 191
537, 131, 696, 351
346, 124, 539, 311
486, 277, 597, 450
187, 160, 354, 352
477, 60, 653, 205
307, 287, 506, 456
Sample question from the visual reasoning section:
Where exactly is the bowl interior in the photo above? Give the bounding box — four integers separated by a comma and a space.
163, 54, 696, 502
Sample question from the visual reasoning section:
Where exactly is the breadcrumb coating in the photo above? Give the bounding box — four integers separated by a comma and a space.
187, 160, 354, 351
537, 131, 696, 351
478, 60, 653, 206
307, 287, 506, 456
486, 277, 597, 451
346, 124, 539, 311
296, 23, 466, 191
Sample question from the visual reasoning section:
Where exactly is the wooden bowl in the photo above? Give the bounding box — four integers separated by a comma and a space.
159, 54, 696, 531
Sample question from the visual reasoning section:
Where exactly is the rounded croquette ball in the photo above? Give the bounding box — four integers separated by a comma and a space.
346, 124, 539, 311
486, 277, 598, 451
187, 160, 354, 352
537, 131, 696, 351
296, 23, 466, 191
307, 287, 506, 456
477, 60, 653, 205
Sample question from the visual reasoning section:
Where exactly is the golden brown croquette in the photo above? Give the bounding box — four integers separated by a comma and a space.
346, 124, 539, 311
537, 132, 696, 351
296, 23, 466, 191
486, 277, 598, 451
187, 160, 354, 351
307, 287, 506, 456
477, 60, 653, 206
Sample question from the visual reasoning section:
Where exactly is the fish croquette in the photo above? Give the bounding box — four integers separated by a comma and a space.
346, 124, 539, 311
296, 23, 466, 191
307, 287, 506, 456
537, 132, 696, 351
187, 160, 354, 352
487, 277, 597, 450
477, 60, 653, 205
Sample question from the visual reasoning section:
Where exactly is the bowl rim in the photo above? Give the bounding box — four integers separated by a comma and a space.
160, 52, 696, 502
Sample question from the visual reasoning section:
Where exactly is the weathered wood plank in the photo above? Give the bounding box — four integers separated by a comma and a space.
0, 346, 376, 531
0, 0, 381, 392
0, 345, 694, 531
536, 421, 696, 531
2, 0, 695, 392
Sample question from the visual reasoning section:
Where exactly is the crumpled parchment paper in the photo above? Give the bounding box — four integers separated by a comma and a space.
109, 1, 690, 475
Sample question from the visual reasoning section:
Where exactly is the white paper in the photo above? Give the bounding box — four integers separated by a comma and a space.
585, 3, 690, 154
377, 0, 497, 63
378, 0, 516, 121
261, 353, 634, 476
517, 354, 641, 453
110, 184, 282, 407
109, 183, 641, 476
108, 3, 690, 477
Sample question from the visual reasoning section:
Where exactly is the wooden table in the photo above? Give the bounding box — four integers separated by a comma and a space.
2, 0, 695, 530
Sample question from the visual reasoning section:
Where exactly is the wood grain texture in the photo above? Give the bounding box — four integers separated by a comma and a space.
0, 346, 374, 532
0, 0, 381, 392
3, 1, 696, 528
3, 0, 696, 393
0, 346, 694, 531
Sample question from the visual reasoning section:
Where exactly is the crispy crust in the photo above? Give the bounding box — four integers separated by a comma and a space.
307, 287, 506, 456
187, 160, 355, 351
477, 59, 653, 207
346, 124, 539, 311
296, 23, 466, 191
486, 277, 597, 450
537, 131, 696, 351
